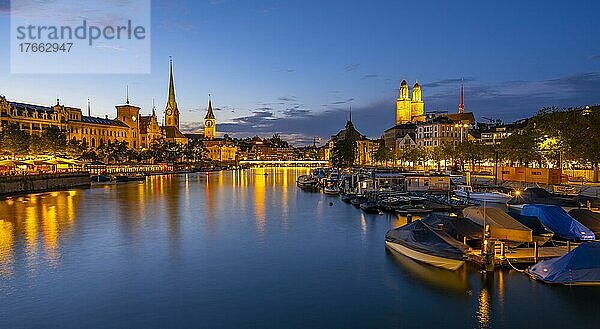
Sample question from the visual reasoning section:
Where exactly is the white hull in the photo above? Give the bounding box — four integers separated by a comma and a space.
385, 241, 465, 271
323, 189, 340, 195
454, 191, 512, 203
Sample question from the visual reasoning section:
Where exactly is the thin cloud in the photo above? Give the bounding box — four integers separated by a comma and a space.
329, 98, 355, 105
278, 96, 297, 102
422, 77, 476, 88
344, 63, 360, 72
282, 108, 311, 118
362, 74, 379, 80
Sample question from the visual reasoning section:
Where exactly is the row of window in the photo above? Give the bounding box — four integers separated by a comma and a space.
417, 140, 460, 147
418, 131, 466, 139
418, 125, 469, 132
70, 127, 128, 138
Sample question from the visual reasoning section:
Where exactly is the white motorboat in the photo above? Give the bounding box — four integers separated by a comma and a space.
385, 219, 470, 271
453, 185, 512, 204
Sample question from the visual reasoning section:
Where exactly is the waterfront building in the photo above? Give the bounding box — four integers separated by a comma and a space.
414, 83, 476, 148
0, 58, 189, 150
383, 123, 417, 150
186, 99, 238, 164
161, 59, 188, 145
139, 105, 163, 149
0, 97, 138, 149
322, 117, 380, 166
204, 99, 217, 140
478, 120, 527, 145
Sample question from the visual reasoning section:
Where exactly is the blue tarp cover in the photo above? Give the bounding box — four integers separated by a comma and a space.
521, 205, 595, 241
529, 242, 600, 284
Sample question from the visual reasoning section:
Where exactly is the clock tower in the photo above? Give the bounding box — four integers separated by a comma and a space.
165, 58, 180, 129
204, 98, 216, 140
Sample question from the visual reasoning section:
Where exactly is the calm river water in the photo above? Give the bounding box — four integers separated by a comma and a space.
1, 168, 599, 328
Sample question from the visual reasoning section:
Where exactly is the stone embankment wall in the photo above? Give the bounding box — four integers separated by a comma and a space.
0, 172, 90, 196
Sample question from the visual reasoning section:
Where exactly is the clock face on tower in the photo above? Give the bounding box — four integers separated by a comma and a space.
166, 109, 173, 116
206, 121, 213, 127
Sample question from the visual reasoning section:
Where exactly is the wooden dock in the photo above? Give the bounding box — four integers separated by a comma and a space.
468, 244, 574, 267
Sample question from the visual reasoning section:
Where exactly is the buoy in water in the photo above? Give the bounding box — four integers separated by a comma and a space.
329, 202, 333, 207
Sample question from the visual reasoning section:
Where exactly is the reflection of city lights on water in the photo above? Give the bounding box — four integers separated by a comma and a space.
477, 288, 490, 329
0, 220, 14, 276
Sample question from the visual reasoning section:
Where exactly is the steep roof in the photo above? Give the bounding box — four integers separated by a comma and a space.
80, 116, 130, 127
205, 100, 215, 120
444, 112, 476, 124
162, 126, 187, 140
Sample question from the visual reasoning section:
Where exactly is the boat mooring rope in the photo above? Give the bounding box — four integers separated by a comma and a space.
505, 257, 526, 273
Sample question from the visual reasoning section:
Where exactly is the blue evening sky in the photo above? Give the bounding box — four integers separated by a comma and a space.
1, 0, 600, 144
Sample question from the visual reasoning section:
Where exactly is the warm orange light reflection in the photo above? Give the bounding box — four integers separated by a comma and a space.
478, 288, 490, 328
0, 220, 14, 276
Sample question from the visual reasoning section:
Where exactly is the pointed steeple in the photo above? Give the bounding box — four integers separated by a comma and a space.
458, 79, 465, 114
205, 96, 216, 120
167, 57, 178, 111
126, 85, 130, 104
152, 98, 156, 117
349, 105, 352, 123
87, 98, 91, 116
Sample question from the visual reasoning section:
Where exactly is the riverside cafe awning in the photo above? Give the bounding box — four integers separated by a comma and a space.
0, 157, 82, 173
0, 159, 28, 173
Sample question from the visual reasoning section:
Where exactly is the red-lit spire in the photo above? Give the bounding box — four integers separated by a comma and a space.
458, 79, 465, 114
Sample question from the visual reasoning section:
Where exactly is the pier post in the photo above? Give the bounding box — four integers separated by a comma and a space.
533, 242, 538, 263
483, 239, 495, 272
406, 214, 413, 223
567, 241, 571, 252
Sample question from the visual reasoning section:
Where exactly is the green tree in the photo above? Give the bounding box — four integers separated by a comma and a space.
430, 146, 447, 172
330, 122, 359, 168
0, 123, 30, 158
184, 139, 208, 163
38, 126, 67, 155
374, 142, 394, 167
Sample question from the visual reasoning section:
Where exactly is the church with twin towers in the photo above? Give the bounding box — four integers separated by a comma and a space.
395, 80, 425, 125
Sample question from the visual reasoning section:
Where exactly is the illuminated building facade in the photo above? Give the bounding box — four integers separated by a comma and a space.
396, 80, 425, 125
0, 58, 190, 150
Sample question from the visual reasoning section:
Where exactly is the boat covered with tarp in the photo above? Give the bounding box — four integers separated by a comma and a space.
507, 187, 580, 210
463, 207, 533, 243
527, 242, 600, 285
568, 209, 600, 236
421, 214, 483, 243
521, 205, 595, 241
385, 218, 471, 270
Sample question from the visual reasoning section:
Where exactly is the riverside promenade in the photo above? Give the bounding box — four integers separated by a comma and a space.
0, 172, 90, 197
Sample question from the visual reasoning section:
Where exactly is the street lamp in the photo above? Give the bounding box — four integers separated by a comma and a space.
454, 123, 469, 143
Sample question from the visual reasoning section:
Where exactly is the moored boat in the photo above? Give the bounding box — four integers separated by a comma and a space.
385, 219, 470, 271
568, 209, 600, 236
350, 196, 367, 208
323, 180, 340, 195
527, 242, 600, 285
521, 204, 595, 242
454, 185, 512, 203
463, 207, 533, 244
297, 175, 320, 191
115, 173, 146, 182
341, 194, 356, 203
359, 201, 379, 214
507, 187, 581, 211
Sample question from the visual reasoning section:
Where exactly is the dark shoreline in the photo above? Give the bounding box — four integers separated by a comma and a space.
0, 172, 91, 198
